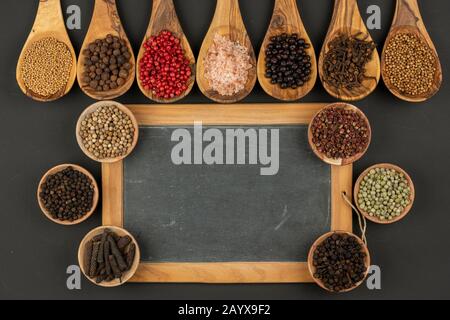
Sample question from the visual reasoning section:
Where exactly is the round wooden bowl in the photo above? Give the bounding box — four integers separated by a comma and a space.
308, 103, 371, 166
76, 101, 139, 163
354, 163, 415, 224
308, 231, 371, 293
37, 164, 99, 225
78, 226, 141, 287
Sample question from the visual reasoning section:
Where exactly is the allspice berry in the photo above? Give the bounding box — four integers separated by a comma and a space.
81, 34, 133, 92
79, 105, 135, 160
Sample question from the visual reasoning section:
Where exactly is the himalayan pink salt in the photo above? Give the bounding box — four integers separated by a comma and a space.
203, 34, 252, 96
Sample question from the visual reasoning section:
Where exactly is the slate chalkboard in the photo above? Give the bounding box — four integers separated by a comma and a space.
123, 125, 331, 263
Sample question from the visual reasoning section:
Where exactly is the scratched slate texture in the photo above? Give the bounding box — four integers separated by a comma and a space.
124, 126, 331, 262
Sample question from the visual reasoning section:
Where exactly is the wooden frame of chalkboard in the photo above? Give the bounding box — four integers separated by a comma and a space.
102, 103, 353, 283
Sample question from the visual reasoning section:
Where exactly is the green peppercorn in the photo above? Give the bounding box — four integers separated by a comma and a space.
357, 167, 412, 221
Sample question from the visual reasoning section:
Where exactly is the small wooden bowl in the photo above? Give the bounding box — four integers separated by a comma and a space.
308, 231, 370, 293
354, 163, 415, 224
37, 164, 99, 225
76, 101, 139, 163
308, 103, 371, 166
78, 226, 140, 287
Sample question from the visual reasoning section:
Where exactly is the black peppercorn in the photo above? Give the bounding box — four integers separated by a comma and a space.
312, 233, 368, 292
39, 167, 95, 222
265, 33, 312, 89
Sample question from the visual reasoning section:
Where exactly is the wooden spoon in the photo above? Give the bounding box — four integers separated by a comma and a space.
136, 0, 196, 103
197, 0, 257, 103
318, 0, 380, 101
77, 0, 135, 100
381, 0, 442, 102
16, 0, 77, 102
257, 0, 317, 101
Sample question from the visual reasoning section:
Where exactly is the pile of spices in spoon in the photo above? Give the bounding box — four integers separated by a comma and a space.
310, 106, 370, 160
383, 32, 437, 97
139, 30, 192, 99
322, 34, 376, 91
264, 33, 312, 89
312, 233, 368, 292
357, 167, 412, 221
79, 105, 135, 160
81, 34, 133, 92
83, 229, 137, 284
203, 34, 252, 96
20, 37, 73, 98
39, 166, 95, 222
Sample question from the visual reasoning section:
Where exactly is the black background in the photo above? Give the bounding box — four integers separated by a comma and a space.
0, 0, 449, 300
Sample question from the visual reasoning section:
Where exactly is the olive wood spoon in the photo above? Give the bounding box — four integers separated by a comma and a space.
257, 0, 317, 101
136, 0, 196, 103
318, 0, 380, 101
77, 0, 135, 100
381, 0, 442, 102
197, 0, 257, 103
17, 0, 77, 102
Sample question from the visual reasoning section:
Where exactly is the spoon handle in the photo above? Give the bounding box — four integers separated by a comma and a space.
393, 0, 422, 27
149, 0, 178, 34
331, 0, 362, 29
34, 0, 64, 31
213, 0, 243, 28
91, 0, 123, 36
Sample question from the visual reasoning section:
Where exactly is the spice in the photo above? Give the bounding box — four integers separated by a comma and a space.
203, 34, 252, 96
322, 34, 376, 90
139, 30, 192, 99
39, 166, 95, 222
84, 229, 136, 284
357, 167, 412, 221
384, 33, 436, 96
310, 106, 370, 159
312, 233, 368, 292
79, 105, 135, 160
20, 37, 72, 98
81, 34, 133, 92
264, 33, 312, 89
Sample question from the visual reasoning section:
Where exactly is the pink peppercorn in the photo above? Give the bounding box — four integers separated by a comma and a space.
139, 30, 192, 99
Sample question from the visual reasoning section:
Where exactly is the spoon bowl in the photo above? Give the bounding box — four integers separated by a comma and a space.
16, 0, 77, 102
318, 0, 380, 101
77, 0, 135, 100
197, 0, 257, 103
136, 0, 196, 103
381, 0, 442, 102
257, 0, 317, 101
